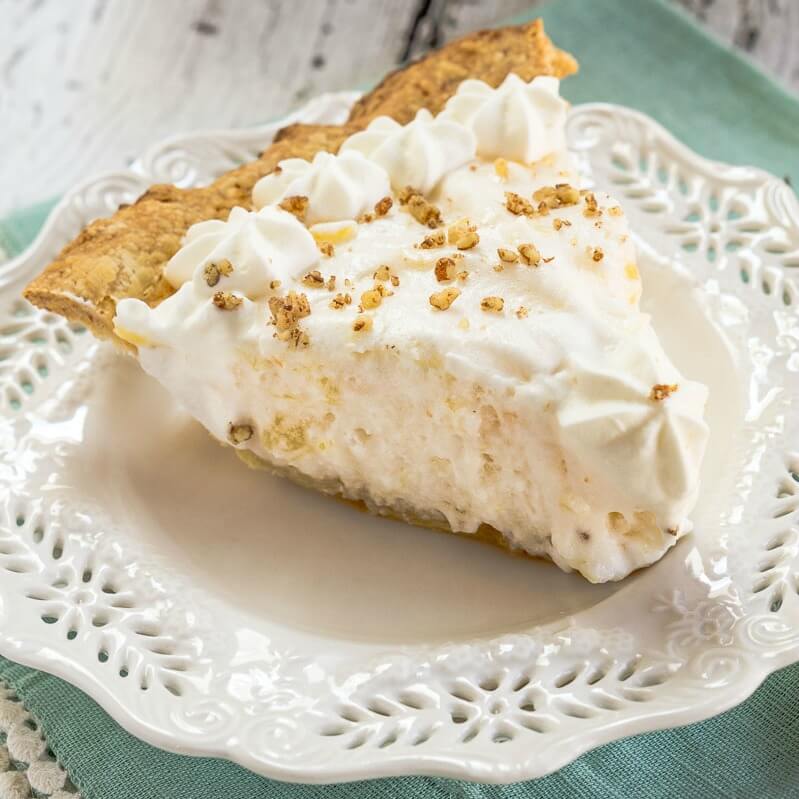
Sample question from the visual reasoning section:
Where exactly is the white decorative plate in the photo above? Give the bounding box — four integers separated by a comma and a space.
1, 92, 798, 785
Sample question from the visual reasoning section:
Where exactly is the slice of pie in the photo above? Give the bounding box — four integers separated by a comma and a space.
23, 21, 708, 583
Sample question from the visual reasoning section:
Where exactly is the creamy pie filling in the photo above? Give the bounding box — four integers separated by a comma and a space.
115, 75, 708, 582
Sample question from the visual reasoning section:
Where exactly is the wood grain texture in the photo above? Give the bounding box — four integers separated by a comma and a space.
1, 0, 797, 218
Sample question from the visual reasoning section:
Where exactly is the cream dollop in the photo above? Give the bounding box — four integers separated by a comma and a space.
341, 109, 476, 194
439, 74, 567, 163
252, 150, 391, 225
164, 206, 319, 299
556, 335, 709, 528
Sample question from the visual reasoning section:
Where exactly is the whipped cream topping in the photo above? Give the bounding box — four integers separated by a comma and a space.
163, 206, 318, 299
440, 74, 567, 163
252, 150, 391, 224
341, 109, 476, 194
115, 74, 709, 582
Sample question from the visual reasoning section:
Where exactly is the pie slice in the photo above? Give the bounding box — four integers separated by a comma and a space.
23, 22, 708, 583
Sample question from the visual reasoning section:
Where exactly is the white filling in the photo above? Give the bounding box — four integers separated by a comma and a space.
115, 76, 709, 583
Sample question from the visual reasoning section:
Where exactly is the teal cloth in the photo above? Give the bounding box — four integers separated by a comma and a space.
2, 1, 799, 797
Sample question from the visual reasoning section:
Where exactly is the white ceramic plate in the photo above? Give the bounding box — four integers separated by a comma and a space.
1, 93, 799, 784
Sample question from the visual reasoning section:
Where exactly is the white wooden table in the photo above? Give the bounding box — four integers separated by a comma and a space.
1, 0, 797, 219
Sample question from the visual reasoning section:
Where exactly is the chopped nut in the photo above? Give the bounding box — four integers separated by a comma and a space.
457, 270, 469, 281
493, 264, 504, 273
480, 296, 504, 313
357, 211, 375, 224
497, 247, 519, 263
407, 194, 442, 228
650, 383, 679, 402
212, 291, 243, 311
278, 195, 309, 221
583, 192, 602, 218
399, 187, 442, 227
608, 205, 623, 217
397, 186, 418, 205
374, 196, 393, 216
516, 306, 529, 319
269, 291, 311, 332
373, 264, 392, 281
353, 316, 373, 333
505, 191, 534, 216
419, 230, 446, 249
288, 328, 310, 348
591, 247, 604, 262
435, 256, 457, 282
456, 230, 479, 250
533, 183, 580, 210
301, 270, 325, 288
374, 282, 392, 297
203, 258, 234, 287
326, 275, 337, 290
228, 423, 254, 445
494, 158, 509, 179
429, 288, 461, 310
553, 218, 572, 231
447, 219, 471, 243
518, 242, 541, 267
360, 289, 383, 310
269, 279, 282, 290
390, 274, 400, 287
330, 292, 352, 309
318, 241, 335, 257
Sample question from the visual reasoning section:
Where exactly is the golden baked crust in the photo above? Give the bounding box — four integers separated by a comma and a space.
23, 20, 577, 345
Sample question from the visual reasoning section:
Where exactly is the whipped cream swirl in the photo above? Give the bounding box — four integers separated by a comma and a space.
341, 109, 476, 194
440, 74, 567, 163
252, 150, 391, 225
164, 205, 319, 298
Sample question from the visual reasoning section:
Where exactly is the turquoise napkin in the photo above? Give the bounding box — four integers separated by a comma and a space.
2, 0, 799, 796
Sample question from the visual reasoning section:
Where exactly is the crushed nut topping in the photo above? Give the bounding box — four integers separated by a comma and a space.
591, 247, 604, 262
373, 264, 392, 281
533, 183, 580, 210
480, 296, 504, 312
608, 205, 623, 217
457, 270, 469, 281
374, 282, 392, 298
301, 270, 325, 288
419, 230, 446, 249
429, 287, 461, 310
553, 218, 572, 231
518, 242, 541, 267
203, 258, 234, 287
357, 211, 375, 224
494, 158, 509, 179
390, 274, 400, 287
515, 306, 529, 319
353, 316, 373, 333
374, 196, 393, 217
493, 264, 504, 273
269, 279, 282, 290
330, 292, 352, 309
318, 241, 335, 257
650, 383, 679, 401
268, 291, 311, 347
399, 187, 442, 228
228, 423, 254, 445
505, 191, 535, 216
435, 256, 457, 282
448, 219, 479, 250
326, 275, 336, 291
212, 291, 243, 311
583, 192, 602, 218
497, 247, 519, 263
278, 195, 309, 221
360, 289, 383, 310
